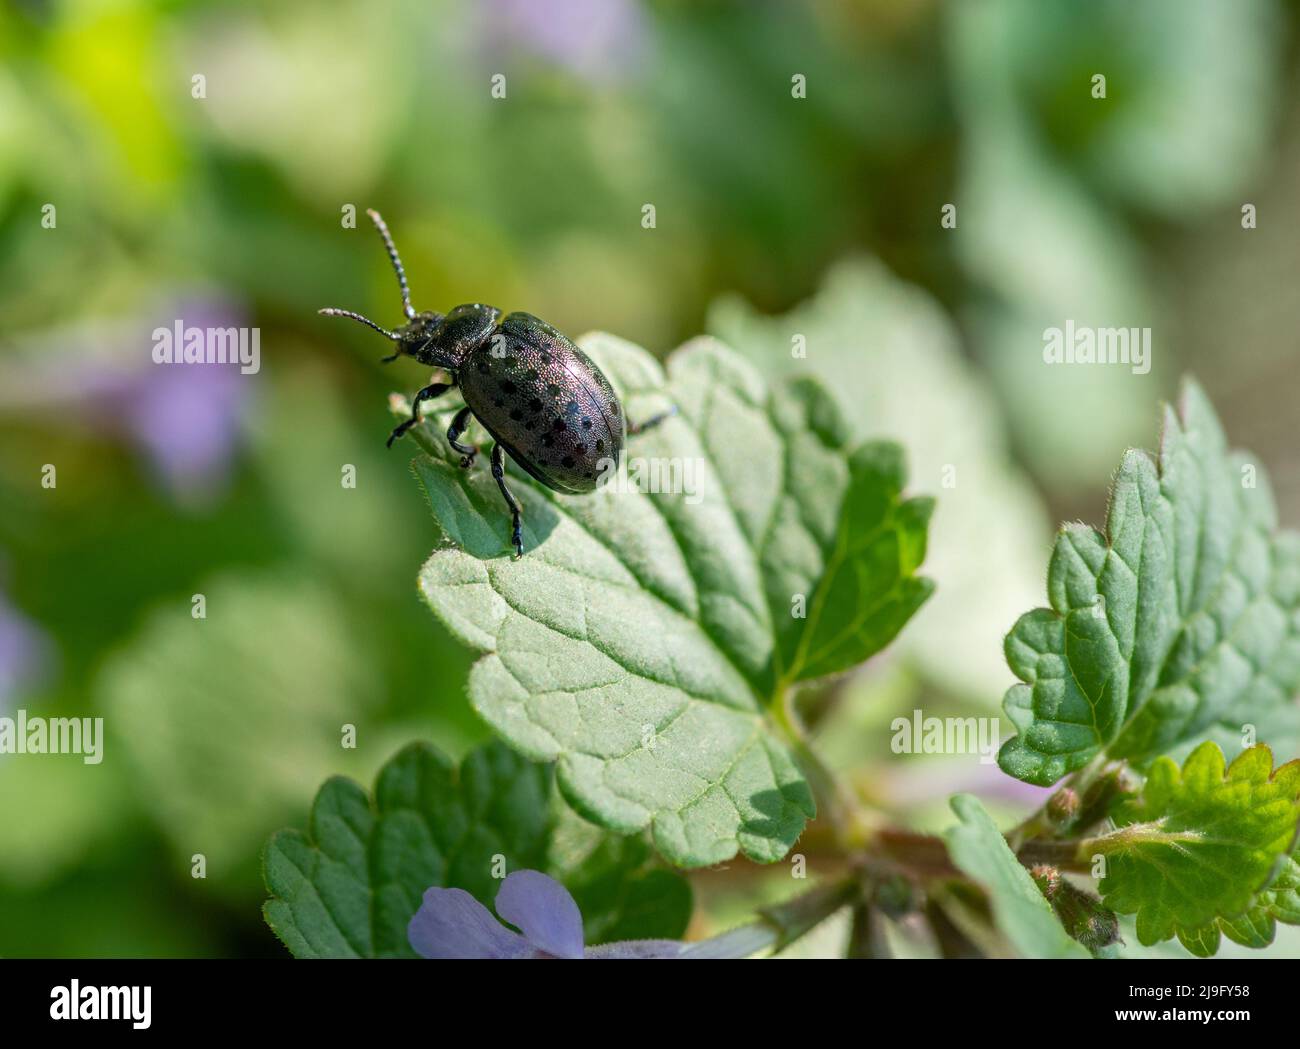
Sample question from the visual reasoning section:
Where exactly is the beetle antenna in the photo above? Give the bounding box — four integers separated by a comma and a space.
366, 208, 417, 321
318, 307, 400, 340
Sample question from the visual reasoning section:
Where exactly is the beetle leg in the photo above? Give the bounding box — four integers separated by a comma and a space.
387, 382, 453, 448
447, 406, 479, 468
491, 443, 525, 559
627, 404, 679, 436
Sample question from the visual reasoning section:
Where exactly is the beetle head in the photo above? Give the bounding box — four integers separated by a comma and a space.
395, 311, 451, 367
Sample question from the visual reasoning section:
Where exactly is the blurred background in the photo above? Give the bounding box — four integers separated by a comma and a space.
1, 0, 1298, 957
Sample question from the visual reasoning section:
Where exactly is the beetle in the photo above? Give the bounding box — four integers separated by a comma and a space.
320, 209, 673, 558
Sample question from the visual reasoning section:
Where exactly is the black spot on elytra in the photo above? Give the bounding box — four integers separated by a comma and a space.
476, 361, 490, 374
553, 418, 567, 432
541, 433, 555, 448
547, 383, 560, 394
501, 380, 517, 394
575, 443, 587, 454
581, 418, 593, 430
529, 398, 542, 412
561, 456, 575, 469
566, 400, 578, 414
595, 439, 605, 452
526, 368, 538, 381
510, 409, 524, 421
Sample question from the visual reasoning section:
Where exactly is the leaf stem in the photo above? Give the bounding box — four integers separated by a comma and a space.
1080, 820, 1199, 855
872, 825, 1114, 879
771, 685, 870, 850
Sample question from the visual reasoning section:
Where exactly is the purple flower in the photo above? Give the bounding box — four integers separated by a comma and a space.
121, 297, 253, 504
409, 870, 688, 959
0, 294, 252, 505
120, 357, 248, 504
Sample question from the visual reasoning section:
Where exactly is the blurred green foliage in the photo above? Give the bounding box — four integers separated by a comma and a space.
1, 0, 1298, 957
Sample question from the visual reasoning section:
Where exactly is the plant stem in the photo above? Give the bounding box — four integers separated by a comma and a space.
1005, 754, 1104, 847
847, 900, 892, 958
873, 827, 962, 879
760, 876, 862, 950
680, 876, 862, 958
1015, 838, 1091, 872
771, 685, 870, 850
1080, 819, 1197, 855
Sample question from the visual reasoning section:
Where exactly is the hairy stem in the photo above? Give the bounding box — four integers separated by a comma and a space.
1080, 820, 1197, 855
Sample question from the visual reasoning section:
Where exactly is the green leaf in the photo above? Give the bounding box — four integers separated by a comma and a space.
944, 794, 1091, 958
1097, 742, 1300, 949
546, 815, 693, 945
1177, 855, 1300, 958
998, 378, 1300, 785
262, 740, 690, 958
406, 334, 932, 866
709, 257, 1052, 702
953, 0, 1285, 218
98, 572, 380, 893
948, 0, 1162, 489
